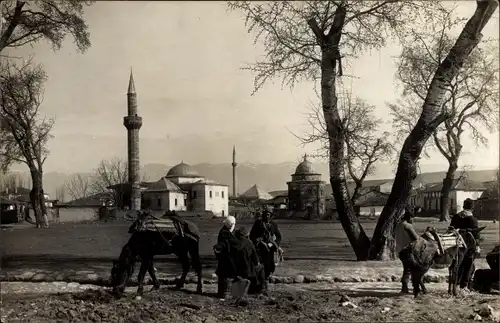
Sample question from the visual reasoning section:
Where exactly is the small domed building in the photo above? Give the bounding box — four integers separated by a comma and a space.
142, 161, 229, 217
287, 154, 326, 219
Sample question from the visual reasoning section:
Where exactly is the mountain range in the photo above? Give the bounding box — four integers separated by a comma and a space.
7, 162, 497, 202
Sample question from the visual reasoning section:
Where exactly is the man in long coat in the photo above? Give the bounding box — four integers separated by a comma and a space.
449, 198, 480, 292
213, 216, 238, 299
249, 210, 282, 278
234, 227, 267, 295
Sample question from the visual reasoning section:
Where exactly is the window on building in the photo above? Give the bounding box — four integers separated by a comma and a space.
193, 191, 197, 199
222, 191, 225, 198
184, 199, 187, 206
175, 198, 178, 206
209, 191, 213, 198
157, 198, 161, 207
222, 210, 225, 216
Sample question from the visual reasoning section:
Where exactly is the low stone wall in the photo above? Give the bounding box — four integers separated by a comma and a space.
55, 208, 98, 223
1, 259, 489, 286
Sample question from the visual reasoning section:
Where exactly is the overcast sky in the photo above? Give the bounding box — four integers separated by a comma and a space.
6, 1, 499, 173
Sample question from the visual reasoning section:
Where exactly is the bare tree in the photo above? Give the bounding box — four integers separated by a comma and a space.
369, 0, 498, 259
0, 60, 53, 227
55, 185, 66, 202
390, 16, 499, 222
0, 0, 94, 54
294, 86, 394, 204
0, 171, 25, 192
228, 0, 457, 260
88, 158, 128, 206
229, 0, 498, 260
64, 173, 91, 200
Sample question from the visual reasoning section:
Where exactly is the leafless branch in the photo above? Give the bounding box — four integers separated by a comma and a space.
0, 0, 95, 53
291, 85, 394, 203
64, 173, 91, 200
0, 59, 53, 173
390, 17, 499, 168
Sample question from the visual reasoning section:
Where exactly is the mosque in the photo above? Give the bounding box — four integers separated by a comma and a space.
115, 70, 228, 217
142, 162, 229, 217
118, 70, 322, 218
287, 154, 327, 218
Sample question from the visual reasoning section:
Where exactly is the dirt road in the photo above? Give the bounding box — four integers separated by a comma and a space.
2, 281, 499, 322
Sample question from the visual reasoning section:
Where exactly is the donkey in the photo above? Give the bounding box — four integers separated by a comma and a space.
110, 211, 203, 298
399, 226, 484, 297
447, 227, 485, 296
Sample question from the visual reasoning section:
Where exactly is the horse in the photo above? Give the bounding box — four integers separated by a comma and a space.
110, 211, 203, 298
399, 226, 484, 297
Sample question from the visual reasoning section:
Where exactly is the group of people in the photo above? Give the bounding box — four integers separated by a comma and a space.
213, 210, 282, 300
396, 198, 480, 294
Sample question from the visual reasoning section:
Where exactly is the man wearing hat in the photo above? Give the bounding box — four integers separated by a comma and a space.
396, 207, 420, 294
234, 227, 267, 295
250, 210, 282, 279
449, 198, 480, 292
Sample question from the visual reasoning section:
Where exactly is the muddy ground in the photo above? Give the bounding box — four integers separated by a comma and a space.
2, 282, 500, 322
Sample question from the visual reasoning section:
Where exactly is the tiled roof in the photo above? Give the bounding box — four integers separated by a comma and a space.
0, 196, 16, 204
355, 192, 390, 207
192, 179, 228, 186
66, 193, 109, 206
423, 179, 486, 192
145, 178, 183, 192
240, 184, 273, 200
0, 187, 31, 196
269, 190, 288, 197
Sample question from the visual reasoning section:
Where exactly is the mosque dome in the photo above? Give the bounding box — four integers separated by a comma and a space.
294, 154, 316, 175
166, 162, 200, 178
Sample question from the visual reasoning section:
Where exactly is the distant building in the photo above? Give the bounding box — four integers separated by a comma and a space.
240, 184, 273, 201
354, 190, 390, 216
0, 186, 52, 207
287, 154, 326, 219
474, 188, 499, 221
421, 178, 487, 214
142, 162, 229, 217
268, 190, 288, 210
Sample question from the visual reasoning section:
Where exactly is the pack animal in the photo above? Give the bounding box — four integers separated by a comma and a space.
110, 211, 202, 298
446, 227, 484, 296
399, 226, 485, 297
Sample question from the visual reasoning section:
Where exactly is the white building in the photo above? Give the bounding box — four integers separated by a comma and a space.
142, 162, 229, 217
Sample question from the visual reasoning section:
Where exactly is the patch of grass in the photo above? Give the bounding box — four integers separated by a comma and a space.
2, 217, 498, 263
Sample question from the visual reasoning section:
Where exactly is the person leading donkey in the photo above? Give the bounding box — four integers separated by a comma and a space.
449, 198, 481, 293
249, 210, 282, 279
396, 208, 420, 294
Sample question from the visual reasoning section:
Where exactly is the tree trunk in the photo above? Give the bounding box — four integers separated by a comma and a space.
368, 0, 498, 260
439, 162, 458, 222
39, 175, 48, 228
321, 46, 371, 260
29, 169, 44, 228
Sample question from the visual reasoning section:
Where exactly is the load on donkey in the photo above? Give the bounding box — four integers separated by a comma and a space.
399, 225, 485, 297
110, 210, 203, 298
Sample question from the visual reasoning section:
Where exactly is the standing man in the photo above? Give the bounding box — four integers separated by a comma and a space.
396, 208, 420, 294
234, 227, 267, 295
249, 210, 282, 279
213, 216, 238, 300
449, 198, 480, 292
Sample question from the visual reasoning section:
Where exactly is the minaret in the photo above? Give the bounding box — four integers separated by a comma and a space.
123, 69, 142, 211
232, 145, 237, 197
